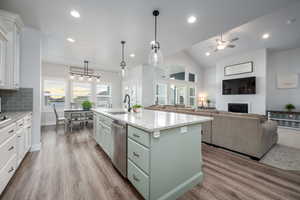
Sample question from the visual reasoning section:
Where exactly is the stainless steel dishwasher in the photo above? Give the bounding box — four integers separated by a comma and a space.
111, 120, 127, 177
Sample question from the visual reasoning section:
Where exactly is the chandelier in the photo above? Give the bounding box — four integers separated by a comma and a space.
69, 60, 101, 82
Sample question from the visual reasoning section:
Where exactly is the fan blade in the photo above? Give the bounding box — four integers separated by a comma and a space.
227, 44, 235, 48
230, 37, 239, 42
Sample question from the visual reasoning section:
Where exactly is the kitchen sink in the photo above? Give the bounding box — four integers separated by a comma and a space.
108, 111, 127, 115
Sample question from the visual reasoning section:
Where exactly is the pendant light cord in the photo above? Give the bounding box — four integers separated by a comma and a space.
154, 15, 157, 43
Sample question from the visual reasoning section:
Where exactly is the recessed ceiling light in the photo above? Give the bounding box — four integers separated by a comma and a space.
262, 33, 270, 39
70, 10, 80, 18
67, 38, 75, 43
286, 18, 296, 25
130, 53, 135, 58
205, 52, 210, 56
187, 16, 197, 24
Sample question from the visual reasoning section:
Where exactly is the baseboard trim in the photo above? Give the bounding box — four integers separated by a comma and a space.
157, 172, 203, 200
30, 143, 41, 152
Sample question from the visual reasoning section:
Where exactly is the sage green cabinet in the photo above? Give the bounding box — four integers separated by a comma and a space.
127, 124, 203, 200
94, 113, 113, 159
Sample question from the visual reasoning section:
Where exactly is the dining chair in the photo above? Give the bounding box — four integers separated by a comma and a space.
69, 112, 86, 132
85, 112, 94, 128
53, 104, 66, 131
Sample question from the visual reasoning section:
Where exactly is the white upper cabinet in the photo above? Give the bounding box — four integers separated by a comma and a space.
0, 9, 23, 90
0, 18, 8, 87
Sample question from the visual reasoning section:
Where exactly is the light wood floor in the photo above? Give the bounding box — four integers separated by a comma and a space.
1, 126, 300, 200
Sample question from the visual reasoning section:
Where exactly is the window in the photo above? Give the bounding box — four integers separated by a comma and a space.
96, 84, 111, 108
177, 86, 186, 105
189, 73, 196, 82
170, 85, 176, 105
155, 83, 167, 105
189, 87, 196, 107
43, 79, 66, 108
72, 82, 92, 105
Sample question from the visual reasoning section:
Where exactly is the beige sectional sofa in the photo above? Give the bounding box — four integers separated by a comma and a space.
146, 105, 278, 159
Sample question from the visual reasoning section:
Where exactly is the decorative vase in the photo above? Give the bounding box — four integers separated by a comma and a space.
133, 108, 141, 113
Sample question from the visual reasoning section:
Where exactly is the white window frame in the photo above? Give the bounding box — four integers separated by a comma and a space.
154, 82, 168, 105
42, 77, 67, 111
188, 87, 196, 107
95, 83, 112, 108
71, 81, 92, 105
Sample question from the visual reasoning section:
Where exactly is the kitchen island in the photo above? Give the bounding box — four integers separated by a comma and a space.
92, 108, 212, 200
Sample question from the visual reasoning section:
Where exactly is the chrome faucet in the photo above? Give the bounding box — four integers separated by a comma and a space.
123, 94, 131, 112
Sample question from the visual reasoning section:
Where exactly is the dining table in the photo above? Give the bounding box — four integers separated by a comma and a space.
64, 108, 93, 131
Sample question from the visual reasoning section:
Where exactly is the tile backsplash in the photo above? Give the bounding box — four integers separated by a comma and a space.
0, 88, 33, 112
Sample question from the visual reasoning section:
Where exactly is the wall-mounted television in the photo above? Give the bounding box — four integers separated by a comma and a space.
222, 77, 256, 95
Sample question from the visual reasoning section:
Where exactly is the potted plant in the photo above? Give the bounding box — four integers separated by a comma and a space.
132, 104, 142, 113
206, 99, 211, 107
82, 100, 93, 110
285, 104, 295, 112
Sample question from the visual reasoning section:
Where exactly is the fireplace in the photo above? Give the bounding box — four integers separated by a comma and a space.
228, 103, 248, 113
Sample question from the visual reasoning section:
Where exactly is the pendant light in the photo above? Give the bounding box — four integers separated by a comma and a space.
149, 10, 163, 67
120, 41, 127, 77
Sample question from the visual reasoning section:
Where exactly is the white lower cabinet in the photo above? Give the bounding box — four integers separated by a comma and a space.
0, 113, 32, 195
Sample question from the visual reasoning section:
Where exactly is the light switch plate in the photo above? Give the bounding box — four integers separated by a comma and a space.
181, 126, 187, 133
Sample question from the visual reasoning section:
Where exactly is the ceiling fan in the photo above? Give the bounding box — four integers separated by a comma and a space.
214, 33, 239, 52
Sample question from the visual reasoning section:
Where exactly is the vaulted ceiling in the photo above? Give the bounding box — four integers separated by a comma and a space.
186, 1, 300, 68
0, 0, 298, 71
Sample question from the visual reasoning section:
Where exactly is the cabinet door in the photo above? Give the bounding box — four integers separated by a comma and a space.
96, 122, 103, 147
16, 130, 25, 166
28, 126, 32, 149
0, 31, 7, 87
93, 114, 97, 140
12, 27, 20, 89
26, 125, 32, 151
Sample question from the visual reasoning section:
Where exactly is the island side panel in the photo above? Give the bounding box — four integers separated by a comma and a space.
149, 124, 203, 200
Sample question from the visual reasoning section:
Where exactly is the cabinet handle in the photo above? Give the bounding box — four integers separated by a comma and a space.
133, 174, 140, 182
17, 135, 21, 138
133, 152, 140, 158
28, 126, 31, 129
201, 130, 203, 135
133, 133, 140, 138
8, 167, 14, 173
19, 124, 24, 127
9, 130, 14, 133
8, 146, 14, 151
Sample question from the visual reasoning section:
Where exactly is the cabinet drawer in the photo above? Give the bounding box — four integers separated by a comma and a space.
128, 159, 149, 200
98, 115, 112, 127
128, 138, 149, 174
0, 123, 16, 144
128, 126, 150, 147
0, 155, 17, 194
0, 134, 17, 170
25, 114, 32, 125
16, 119, 25, 130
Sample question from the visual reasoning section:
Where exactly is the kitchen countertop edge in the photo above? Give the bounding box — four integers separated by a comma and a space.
92, 108, 213, 132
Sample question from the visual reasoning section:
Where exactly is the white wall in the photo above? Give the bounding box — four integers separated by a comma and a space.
203, 66, 217, 105
122, 50, 205, 108
20, 27, 42, 151
164, 50, 204, 93
41, 62, 122, 125
215, 49, 267, 114
267, 48, 300, 110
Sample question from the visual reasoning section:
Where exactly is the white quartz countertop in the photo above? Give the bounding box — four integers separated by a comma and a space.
92, 108, 213, 132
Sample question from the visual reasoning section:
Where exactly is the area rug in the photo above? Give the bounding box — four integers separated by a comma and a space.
260, 144, 300, 171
